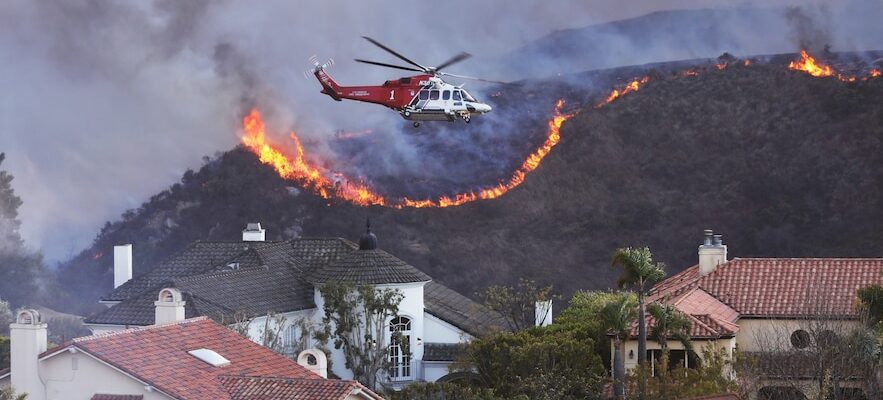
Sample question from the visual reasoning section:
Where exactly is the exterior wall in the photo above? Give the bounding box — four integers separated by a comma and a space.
312, 282, 428, 382
36, 351, 172, 400
423, 361, 455, 382
423, 313, 471, 344
734, 318, 862, 352
616, 338, 736, 372
245, 309, 316, 356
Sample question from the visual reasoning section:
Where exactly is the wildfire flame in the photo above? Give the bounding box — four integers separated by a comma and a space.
595, 76, 650, 108
788, 50, 834, 77
872, 69, 882, 78
241, 100, 573, 208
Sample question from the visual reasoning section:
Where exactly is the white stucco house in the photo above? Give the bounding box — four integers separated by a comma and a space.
0, 308, 380, 400
81, 223, 507, 387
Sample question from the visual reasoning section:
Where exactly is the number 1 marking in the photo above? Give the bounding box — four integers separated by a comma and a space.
389, 90, 395, 100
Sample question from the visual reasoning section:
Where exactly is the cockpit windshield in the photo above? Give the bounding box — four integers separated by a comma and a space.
460, 90, 477, 102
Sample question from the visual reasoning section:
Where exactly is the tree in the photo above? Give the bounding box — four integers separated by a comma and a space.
646, 302, 692, 355
0, 336, 9, 370
457, 323, 605, 399
480, 278, 555, 331
0, 298, 12, 335
316, 282, 404, 391
857, 284, 883, 331
557, 290, 635, 370
0, 154, 50, 308
601, 293, 638, 398
612, 247, 666, 399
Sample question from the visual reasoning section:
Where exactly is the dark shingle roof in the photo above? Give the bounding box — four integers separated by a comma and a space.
424, 281, 506, 336
101, 241, 285, 302
308, 249, 431, 285
423, 343, 466, 362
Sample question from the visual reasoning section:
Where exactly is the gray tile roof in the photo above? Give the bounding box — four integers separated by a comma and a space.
101, 241, 282, 302
424, 281, 507, 337
87, 237, 501, 337
307, 248, 432, 284
423, 342, 467, 362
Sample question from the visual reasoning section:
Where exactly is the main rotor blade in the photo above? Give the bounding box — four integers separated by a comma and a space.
355, 59, 425, 73
362, 36, 426, 71
438, 71, 508, 84
435, 52, 472, 71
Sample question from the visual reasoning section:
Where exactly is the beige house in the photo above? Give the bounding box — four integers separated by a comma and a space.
0, 307, 381, 400
615, 230, 883, 400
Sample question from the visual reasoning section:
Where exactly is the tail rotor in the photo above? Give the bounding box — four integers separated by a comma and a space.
304, 56, 335, 78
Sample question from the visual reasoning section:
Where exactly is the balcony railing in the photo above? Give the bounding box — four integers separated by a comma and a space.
387, 360, 420, 383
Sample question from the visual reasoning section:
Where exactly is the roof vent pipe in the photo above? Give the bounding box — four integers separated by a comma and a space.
703, 229, 713, 246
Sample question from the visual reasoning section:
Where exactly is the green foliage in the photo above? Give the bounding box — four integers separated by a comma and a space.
858, 284, 883, 331
458, 323, 605, 399
0, 336, 9, 369
611, 247, 666, 292
388, 382, 501, 400
625, 346, 738, 400
558, 290, 636, 370
316, 282, 404, 390
0, 299, 11, 335
0, 387, 26, 400
601, 293, 639, 398
480, 278, 556, 331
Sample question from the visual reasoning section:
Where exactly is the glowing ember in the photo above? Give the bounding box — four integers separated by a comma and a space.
715, 63, 728, 70
595, 76, 650, 108
241, 100, 573, 208
871, 69, 881, 78
788, 50, 835, 77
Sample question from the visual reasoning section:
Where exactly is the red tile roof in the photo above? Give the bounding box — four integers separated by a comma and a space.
682, 394, 739, 400
651, 258, 883, 318
44, 318, 368, 400
91, 395, 144, 400
218, 375, 382, 400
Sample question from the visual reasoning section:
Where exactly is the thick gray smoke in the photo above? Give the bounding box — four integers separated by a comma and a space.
0, 0, 878, 262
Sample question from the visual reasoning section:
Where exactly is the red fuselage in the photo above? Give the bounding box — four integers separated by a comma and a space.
315, 68, 431, 110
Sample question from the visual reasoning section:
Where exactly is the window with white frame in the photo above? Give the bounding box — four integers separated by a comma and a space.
388, 316, 412, 379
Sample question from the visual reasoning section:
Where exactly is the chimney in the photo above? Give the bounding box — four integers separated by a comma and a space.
297, 349, 328, 378
114, 244, 133, 288
698, 229, 727, 276
242, 222, 266, 242
10, 309, 47, 400
154, 288, 186, 325
535, 300, 553, 327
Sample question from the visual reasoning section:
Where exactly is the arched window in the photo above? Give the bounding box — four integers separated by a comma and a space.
791, 329, 811, 349
388, 316, 412, 380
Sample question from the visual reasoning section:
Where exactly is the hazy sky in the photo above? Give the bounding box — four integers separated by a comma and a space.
0, 0, 871, 263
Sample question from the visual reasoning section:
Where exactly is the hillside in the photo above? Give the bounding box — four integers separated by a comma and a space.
55, 58, 883, 314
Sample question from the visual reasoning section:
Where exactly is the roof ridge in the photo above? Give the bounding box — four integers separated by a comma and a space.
73, 317, 210, 343
686, 313, 720, 337
731, 257, 883, 261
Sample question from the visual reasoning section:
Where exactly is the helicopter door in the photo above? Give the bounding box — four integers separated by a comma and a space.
451, 90, 464, 112
413, 89, 430, 110
424, 89, 442, 111
441, 90, 452, 113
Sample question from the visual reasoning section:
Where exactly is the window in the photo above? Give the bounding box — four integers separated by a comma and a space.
461, 90, 476, 102
399, 77, 411, 84
791, 329, 811, 349
452, 91, 462, 101
418, 90, 429, 100
429, 90, 440, 100
442, 90, 451, 100
389, 316, 412, 380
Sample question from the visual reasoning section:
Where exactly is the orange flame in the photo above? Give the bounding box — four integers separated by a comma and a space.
241, 100, 573, 208
789, 50, 834, 77
595, 76, 650, 108
871, 69, 881, 78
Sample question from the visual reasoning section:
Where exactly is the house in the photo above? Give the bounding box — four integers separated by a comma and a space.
82, 223, 507, 386
615, 230, 883, 399
0, 309, 380, 400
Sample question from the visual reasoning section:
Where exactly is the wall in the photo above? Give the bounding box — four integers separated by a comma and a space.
616, 337, 736, 372
734, 318, 862, 352
423, 313, 470, 344
37, 350, 171, 400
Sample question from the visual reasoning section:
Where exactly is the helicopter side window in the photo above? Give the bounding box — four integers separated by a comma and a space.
452, 90, 462, 101
461, 90, 476, 102
418, 90, 429, 100
442, 90, 451, 100
429, 90, 440, 100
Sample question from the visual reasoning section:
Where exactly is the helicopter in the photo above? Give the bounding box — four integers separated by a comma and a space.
309, 37, 498, 128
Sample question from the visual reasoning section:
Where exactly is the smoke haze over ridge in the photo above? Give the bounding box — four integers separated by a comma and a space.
0, 0, 879, 263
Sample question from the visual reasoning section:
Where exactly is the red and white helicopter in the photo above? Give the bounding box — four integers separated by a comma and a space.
310, 37, 497, 127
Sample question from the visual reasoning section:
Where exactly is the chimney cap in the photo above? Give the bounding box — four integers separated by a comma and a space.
16, 309, 41, 325
244, 222, 263, 232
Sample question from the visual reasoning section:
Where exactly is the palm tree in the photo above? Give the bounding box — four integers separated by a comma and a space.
612, 247, 666, 399
601, 293, 638, 399
647, 302, 693, 366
